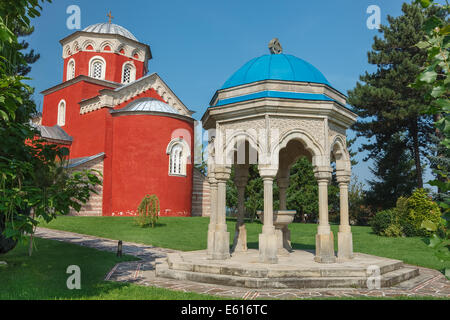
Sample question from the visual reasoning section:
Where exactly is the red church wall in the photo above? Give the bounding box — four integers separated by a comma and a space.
63, 51, 145, 83
41, 81, 115, 158
106, 114, 194, 217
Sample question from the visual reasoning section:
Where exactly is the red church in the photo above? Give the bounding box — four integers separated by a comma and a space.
35, 21, 209, 217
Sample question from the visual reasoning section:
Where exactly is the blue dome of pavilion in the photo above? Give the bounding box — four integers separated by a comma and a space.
221, 54, 331, 90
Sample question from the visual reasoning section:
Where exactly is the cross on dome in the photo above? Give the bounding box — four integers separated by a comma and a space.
107, 11, 114, 24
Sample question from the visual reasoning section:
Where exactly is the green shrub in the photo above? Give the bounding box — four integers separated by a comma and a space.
371, 189, 444, 237
403, 189, 443, 237
371, 209, 396, 235
382, 223, 404, 237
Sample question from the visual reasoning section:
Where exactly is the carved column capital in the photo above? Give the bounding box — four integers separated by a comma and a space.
214, 166, 231, 182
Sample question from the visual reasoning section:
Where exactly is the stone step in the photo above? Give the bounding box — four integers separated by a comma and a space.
380, 267, 420, 288
156, 262, 419, 289
166, 256, 404, 279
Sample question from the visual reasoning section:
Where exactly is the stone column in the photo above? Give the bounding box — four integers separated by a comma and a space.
231, 166, 249, 253
337, 173, 353, 260
210, 166, 231, 260
258, 166, 278, 264
314, 169, 336, 263
207, 176, 218, 256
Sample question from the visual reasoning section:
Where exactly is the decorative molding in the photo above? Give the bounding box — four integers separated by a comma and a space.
79, 73, 191, 116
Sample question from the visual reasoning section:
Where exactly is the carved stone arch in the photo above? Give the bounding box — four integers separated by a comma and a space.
330, 135, 350, 172
82, 39, 95, 51
167, 97, 173, 105
64, 45, 71, 57
100, 40, 114, 52
156, 86, 163, 96
131, 49, 142, 60
116, 43, 126, 54
72, 41, 80, 53
275, 129, 326, 167
223, 129, 262, 166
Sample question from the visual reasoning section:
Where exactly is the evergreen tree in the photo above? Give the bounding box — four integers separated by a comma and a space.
348, 3, 439, 189
365, 134, 417, 210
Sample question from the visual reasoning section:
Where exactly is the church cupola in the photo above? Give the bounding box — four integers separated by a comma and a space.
59, 13, 152, 84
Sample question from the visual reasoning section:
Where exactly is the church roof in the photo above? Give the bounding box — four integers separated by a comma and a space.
112, 98, 180, 115
221, 54, 331, 90
83, 23, 138, 41
33, 124, 73, 143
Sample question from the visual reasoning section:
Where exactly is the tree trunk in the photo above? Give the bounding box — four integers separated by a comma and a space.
0, 215, 17, 255
411, 120, 423, 189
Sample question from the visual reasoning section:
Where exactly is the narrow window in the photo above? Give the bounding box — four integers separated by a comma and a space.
170, 144, 184, 175
89, 57, 106, 80
122, 63, 136, 84
57, 100, 66, 126
122, 65, 131, 83
67, 59, 75, 80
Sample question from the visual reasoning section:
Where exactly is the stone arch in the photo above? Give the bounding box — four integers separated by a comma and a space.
330, 135, 350, 172
82, 39, 96, 51
64, 45, 71, 57
275, 129, 326, 167
100, 40, 114, 52
131, 49, 142, 60
223, 129, 262, 166
72, 41, 80, 53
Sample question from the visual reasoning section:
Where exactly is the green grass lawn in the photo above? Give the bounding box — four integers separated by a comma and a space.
0, 237, 223, 300
40, 216, 449, 272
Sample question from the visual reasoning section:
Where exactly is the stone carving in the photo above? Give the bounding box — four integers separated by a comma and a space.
270, 116, 325, 147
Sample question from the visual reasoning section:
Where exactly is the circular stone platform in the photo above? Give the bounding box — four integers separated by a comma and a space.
155, 250, 420, 289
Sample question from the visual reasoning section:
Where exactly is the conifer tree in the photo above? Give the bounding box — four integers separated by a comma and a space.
365, 134, 417, 210
348, 3, 440, 189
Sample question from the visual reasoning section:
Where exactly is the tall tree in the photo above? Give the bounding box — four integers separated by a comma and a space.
348, 3, 439, 189
365, 133, 417, 210
0, 0, 102, 256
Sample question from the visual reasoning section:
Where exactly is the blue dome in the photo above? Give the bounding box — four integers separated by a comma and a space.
221, 54, 331, 89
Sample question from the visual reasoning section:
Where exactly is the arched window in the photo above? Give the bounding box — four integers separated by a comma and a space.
57, 100, 66, 126
166, 138, 190, 176
170, 145, 183, 175
122, 62, 136, 84
67, 59, 75, 81
89, 56, 106, 80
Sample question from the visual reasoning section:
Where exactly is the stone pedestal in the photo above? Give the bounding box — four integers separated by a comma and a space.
338, 230, 353, 261
258, 232, 278, 264
314, 232, 336, 263
212, 224, 230, 260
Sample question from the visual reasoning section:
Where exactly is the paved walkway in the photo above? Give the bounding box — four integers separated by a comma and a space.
35, 227, 450, 299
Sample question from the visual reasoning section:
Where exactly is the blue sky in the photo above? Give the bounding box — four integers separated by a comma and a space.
24, 0, 435, 187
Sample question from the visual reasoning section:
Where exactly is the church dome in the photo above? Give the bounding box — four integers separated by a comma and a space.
221, 54, 331, 90
83, 23, 138, 41
113, 98, 180, 115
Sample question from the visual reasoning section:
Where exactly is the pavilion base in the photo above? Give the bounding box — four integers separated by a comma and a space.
155, 250, 420, 289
